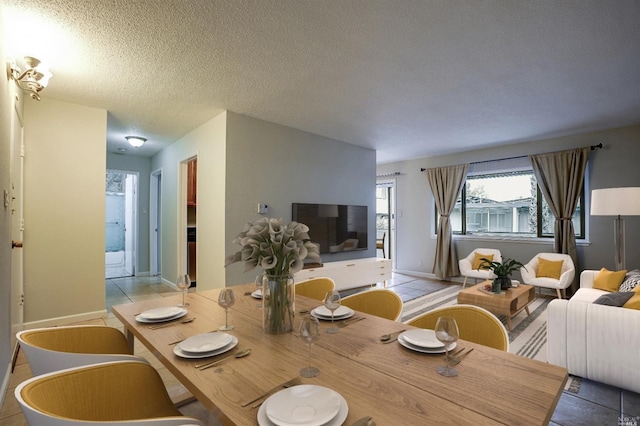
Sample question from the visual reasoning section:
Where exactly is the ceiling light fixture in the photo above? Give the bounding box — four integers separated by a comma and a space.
125, 136, 147, 148
6, 56, 52, 101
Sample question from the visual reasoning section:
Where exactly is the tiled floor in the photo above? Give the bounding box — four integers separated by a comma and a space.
2, 273, 639, 425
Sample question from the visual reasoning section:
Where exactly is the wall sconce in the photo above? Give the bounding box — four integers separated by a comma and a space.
7, 56, 52, 101
125, 136, 147, 148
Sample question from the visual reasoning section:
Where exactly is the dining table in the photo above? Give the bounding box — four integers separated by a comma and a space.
111, 282, 568, 425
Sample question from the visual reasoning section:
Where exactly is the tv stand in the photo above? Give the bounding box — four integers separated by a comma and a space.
295, 257, 391, 291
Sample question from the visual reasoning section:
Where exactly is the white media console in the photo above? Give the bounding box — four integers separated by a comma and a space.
295, 257, 392, 291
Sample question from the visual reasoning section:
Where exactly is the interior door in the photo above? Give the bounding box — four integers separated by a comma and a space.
10, 91, 25, 351
124, 173, 136, 275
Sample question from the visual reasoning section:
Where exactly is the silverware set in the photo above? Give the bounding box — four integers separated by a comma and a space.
449, 348, 474, 365
148, 317, 195, 330
338, 316, 365, 327
241, 377, 301, 408
379, 329, 406, 343
195, 348, 252, 370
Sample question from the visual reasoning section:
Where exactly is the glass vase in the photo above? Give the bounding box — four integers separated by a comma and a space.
262, 274, 295, 334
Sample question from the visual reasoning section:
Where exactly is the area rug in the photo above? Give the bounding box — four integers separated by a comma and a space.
400, 284, 581, 392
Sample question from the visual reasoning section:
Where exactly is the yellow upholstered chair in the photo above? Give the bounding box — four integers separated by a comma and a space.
17, 325, 145, 376
520, 253, 575, 299
295, 277, 336, 301
407, 304, 509, 351
458, 248, 502, 288
15, 360, 205, 425
341, 289, 403, 321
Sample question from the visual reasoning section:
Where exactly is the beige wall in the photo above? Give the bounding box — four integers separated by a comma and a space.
23, 99, 107, 324
0, 0, 14, 390
151, 111, 227, 291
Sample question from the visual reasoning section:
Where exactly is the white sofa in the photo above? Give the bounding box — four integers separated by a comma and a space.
547, 270, 640, 393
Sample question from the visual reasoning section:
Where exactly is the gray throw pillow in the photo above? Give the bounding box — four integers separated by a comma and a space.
593, 291, 635, 307
619, 269, 640, 292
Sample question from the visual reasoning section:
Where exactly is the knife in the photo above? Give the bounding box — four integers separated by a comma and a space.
241, 377, 300, 408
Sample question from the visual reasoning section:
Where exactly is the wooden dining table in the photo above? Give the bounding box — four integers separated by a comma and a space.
111, 283, 567, 426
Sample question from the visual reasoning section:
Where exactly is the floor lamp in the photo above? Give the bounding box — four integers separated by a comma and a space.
591, 187, 640, 271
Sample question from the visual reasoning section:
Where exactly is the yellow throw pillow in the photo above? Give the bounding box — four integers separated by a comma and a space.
593, 267, 627, 292
536, 258, 564, 279
472, 253, 493, 270
623, 287, 640, 309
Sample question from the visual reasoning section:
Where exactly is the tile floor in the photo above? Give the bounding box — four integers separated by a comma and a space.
2, 273, 638, 425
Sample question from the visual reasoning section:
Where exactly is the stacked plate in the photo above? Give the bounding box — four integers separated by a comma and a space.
397, 329, 456, 354
173, 332, 238, 359
310, 306, 354, 321
135, 306, 187, 323
258, 385, 348, 426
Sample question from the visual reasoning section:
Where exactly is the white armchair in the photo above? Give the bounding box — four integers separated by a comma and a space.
520, 253, 575, 299
458, 248, 502, 288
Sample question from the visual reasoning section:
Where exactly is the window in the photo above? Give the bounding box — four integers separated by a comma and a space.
439, 169, 584, 238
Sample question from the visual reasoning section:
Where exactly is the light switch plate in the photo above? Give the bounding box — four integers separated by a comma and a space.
257, 203, 268, 214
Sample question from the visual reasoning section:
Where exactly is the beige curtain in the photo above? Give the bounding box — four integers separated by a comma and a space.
426, 164, 469, 279
530, 147, 589, 294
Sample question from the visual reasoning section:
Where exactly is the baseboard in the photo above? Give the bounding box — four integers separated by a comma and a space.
393, 269, 464, 284
23, 309, 108, 330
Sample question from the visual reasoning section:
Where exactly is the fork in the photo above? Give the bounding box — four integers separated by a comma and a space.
450, 348, 474, 365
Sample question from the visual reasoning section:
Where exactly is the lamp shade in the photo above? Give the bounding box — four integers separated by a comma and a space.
591, 187, 640, 216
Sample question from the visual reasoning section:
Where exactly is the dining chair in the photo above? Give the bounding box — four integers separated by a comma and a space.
17, 325, 146, 376
458, 248, 502, 288
406, 304, 509, 351
520, 252, 575, 299
15, 360, 206, 425
295, 277, 336, 301
340, 289, 403, 321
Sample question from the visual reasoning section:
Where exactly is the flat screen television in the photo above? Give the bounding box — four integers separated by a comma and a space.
292, 203, 368, 254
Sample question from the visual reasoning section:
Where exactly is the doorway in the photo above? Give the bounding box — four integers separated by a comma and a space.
105, 170, 138, 278
376, 180, 396, 265
150, 169, 162, 277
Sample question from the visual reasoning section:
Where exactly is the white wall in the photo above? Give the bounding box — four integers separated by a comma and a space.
151, 111, 227, 291
23, 99, 107, 324
377, 124, 640, 281
107, 153, 152, 274
224, 112, 377, 286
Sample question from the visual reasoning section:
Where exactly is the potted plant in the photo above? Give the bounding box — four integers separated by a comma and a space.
479, 257, 526, 292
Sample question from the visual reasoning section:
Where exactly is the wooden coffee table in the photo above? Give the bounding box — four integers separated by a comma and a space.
457, 281, 535, 330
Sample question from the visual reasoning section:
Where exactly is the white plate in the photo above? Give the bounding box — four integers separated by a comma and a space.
135, 309, 187, 323
401, 329, 445, 349
178, 332, 233, 353
398, 333, 456, 354
258, 386, 348, 426
251, 289, 263, 299
265, 385, 341, 426
137, 306, 186, 320
310, 306, 354, 320
173, 336, 238, 359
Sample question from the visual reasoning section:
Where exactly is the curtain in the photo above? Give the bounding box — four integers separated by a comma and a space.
530, 147, 589, 294
426, 164, 469, 279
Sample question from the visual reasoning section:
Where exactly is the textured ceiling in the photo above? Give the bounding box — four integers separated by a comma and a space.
4, 0, 640, 163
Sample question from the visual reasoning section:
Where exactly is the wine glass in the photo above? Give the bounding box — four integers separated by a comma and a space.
323, 290, 341, 334
176, 274, 191, 307
299, 316, 321, 378
218, 288, 236, 331
435, 316, 460, 377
